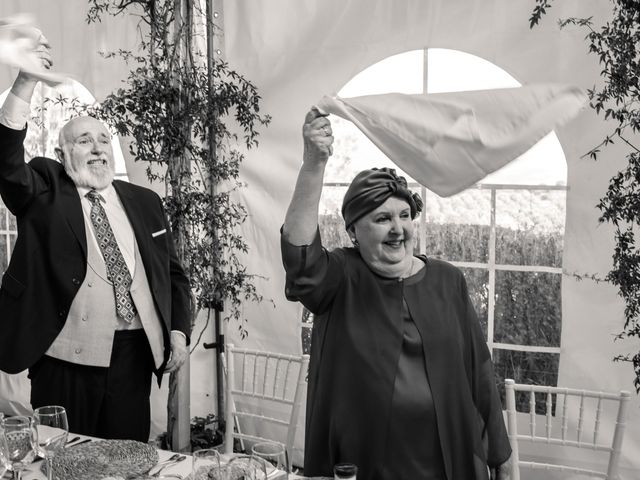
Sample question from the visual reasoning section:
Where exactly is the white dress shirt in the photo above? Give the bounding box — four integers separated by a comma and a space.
0, 92, 31, 130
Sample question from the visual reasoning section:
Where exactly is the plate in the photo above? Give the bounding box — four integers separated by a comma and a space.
44, 439, 159, 480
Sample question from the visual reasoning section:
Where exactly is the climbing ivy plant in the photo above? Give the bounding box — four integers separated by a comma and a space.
85, 0, 270, 447
86, 0, 270, 331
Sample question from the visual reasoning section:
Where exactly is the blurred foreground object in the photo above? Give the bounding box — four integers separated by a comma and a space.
0, 14, 66, 86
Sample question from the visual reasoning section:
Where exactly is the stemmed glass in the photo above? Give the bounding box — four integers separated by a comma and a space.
33, 406, 69, 480
192, 448, 221, 480
0, 412, 8, 477
250, 442, 289, 479
0, 415, 37, 480
225, 454, 268, 480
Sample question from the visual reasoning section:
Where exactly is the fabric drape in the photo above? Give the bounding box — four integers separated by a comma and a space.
318, 85, 586, 196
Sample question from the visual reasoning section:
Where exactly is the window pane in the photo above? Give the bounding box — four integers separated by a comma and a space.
427, 48, 520, 93
460, 267, 488, 337
493, 349, 560, 412
0, 204, 5, 230
495, 189, 565, 267
0, 235, 7, 273
494, 271, 561, 347
8, 211, 16, 231
422, 189, 490, 262
493, 349, 559, 385
9, 234, 17, 255
301, 308, 313, 355
318, 211, 351, 252
319, 183, 350, 252
340, 50, 424, 97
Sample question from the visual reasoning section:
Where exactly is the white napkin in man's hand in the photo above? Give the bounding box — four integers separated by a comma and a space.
0, 14, 66, 86
318, 84, 587, 197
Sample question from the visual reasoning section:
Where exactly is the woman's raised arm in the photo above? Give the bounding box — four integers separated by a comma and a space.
283, 107, 334, 245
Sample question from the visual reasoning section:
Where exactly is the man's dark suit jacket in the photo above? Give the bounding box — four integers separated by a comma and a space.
0, 124, 191, 379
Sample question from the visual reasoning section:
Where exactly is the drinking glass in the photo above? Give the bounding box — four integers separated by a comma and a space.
333, 463, 357, 479
0, 412, 7, 477
192, 448, 221, 480
225, 454, 268, 480
251, 442, 289, 479
0, 415, 37, 480
33, 406, 69, 480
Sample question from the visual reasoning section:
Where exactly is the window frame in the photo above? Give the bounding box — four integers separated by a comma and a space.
0, 204, 17, 273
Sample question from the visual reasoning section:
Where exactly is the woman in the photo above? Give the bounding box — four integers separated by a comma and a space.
281, 108, 512, 480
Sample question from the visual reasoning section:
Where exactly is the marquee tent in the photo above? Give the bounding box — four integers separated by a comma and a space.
0, 0, 638, 477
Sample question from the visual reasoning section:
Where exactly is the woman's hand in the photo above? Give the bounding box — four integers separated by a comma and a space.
283, 107, 334, 245
490, 454, 513, 480
303, 106, 334, 166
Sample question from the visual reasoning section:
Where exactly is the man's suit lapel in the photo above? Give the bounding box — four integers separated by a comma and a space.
60, 179, 87, 259
112, 181, 153, 276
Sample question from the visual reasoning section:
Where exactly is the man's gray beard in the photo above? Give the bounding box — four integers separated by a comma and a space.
65, 166, 115, 190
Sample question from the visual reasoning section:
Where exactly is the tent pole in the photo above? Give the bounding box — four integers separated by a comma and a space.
202, 0, 226, 437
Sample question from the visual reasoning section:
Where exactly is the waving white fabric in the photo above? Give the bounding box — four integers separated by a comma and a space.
318, 85, 587, 196
0, 14, 66, 86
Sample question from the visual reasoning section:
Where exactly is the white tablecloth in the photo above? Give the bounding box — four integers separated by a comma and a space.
13, 439, 318, 479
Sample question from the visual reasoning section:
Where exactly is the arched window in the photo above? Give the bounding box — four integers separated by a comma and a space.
303, 48, 565, 391
0, 81, 129, 273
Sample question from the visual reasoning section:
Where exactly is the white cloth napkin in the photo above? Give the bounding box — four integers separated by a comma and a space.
317, 84, 587, 197
0, 14, 66, 86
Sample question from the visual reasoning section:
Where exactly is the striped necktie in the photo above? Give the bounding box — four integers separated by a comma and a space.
85, 189, 136, 322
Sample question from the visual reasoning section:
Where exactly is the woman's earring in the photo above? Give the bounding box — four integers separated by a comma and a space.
350, 237, 359, 248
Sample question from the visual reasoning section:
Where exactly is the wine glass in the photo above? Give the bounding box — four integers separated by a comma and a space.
333, 463, 357, 479
192, 448, 221, 480
0, 412, 8, 477
250, 442, 289, 479
0, 415, 37, 480
225, 454, 268, 480
33, 406, 69, 480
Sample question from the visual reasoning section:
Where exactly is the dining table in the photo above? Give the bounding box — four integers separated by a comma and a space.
5, 435, 328, 480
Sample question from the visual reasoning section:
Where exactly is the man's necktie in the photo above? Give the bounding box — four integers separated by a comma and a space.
86, 190, 137, 322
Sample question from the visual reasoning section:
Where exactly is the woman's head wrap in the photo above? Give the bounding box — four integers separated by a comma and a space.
341, 167, 423, 228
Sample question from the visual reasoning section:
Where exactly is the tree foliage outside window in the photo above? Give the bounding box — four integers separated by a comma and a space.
531, 0, 640, 392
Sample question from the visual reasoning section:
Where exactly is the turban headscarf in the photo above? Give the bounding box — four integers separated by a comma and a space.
341, 167, 423, 229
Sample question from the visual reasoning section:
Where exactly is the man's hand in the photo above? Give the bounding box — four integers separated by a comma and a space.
0, 19, 60, 86
164, 331, 188, 373
6, 27, 60, 106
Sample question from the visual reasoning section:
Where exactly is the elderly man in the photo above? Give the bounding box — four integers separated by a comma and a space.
0, 32, 191, 442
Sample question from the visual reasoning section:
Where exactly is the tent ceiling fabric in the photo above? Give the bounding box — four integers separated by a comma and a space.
318, 85, 587, 196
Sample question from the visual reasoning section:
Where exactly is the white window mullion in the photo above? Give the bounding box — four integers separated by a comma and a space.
419, 48, 429, 255
487, 188, 496, 355
419, 186, 427, 255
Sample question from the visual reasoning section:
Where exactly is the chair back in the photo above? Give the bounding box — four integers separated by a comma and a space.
505, 379, 631, 480
224, 343, 310, 462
